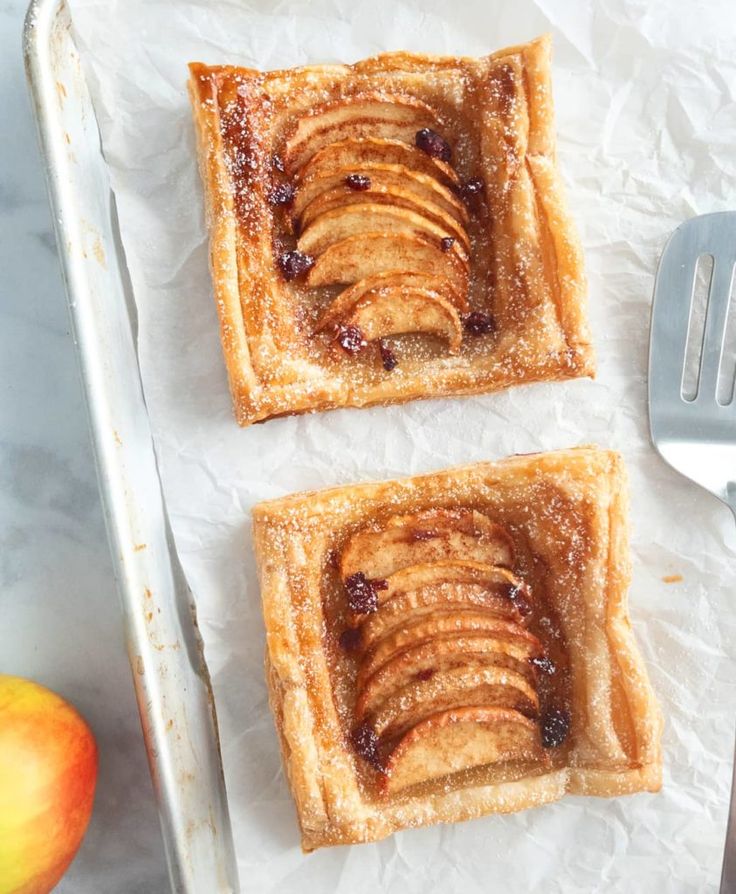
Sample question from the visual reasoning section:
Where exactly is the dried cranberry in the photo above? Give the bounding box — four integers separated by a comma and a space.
507, 584, 532, 618
541, 707, 570, 748
463, 311, 496, 336
416, 669, 435, 682
415, 127, 452, 162
351, 722, 383, 770
345, 173, 371, 191
277, 250, 315, 281
345, 572, 378, 614
291, 217, 301, 237
339, 627, 362, 652
440, 236, 455, 252
459, 177, 485, 201
272, 154, 285, 172
268, 182, 296, 207
337, 324, 367, 355
379, 341, 398, 371
372, 579, 389, 592
530, 655, 557, 676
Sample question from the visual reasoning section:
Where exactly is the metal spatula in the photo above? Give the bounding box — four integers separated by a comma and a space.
648, 211, 736, 893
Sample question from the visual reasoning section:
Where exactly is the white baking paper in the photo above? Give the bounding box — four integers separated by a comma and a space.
66, 0, 736, 890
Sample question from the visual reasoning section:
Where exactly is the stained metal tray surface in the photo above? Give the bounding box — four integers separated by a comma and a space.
23, 1, 239, 890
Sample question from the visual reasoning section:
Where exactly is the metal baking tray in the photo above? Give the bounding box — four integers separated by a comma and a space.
23, 1, 239, 890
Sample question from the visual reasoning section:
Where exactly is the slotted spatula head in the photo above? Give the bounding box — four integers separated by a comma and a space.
649, 211, 736, 507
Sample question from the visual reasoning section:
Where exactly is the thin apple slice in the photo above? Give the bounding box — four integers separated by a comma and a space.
359, 582, 528, 652
297, 188, 469, 250
357, 636, 539, 721
298, 137, 461, 190
294, 163, 469, 228
305, 233, 469, 293
318, 286, 462, 352
316, 282, 460, 343
297, 204, 469, 266
341, 508, 514, 581
284, 93, 446, 174
316, 272, 468, 320
358, 613, 543, 690
381, 561, 526, 606
371, 664, 539, 742
381, 707, 546, 795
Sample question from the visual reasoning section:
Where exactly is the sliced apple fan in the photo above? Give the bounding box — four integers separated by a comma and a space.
284, 94, 473, 350
339, 507, 551, 793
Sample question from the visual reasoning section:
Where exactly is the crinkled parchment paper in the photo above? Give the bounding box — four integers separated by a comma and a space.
67, 0, 736, 890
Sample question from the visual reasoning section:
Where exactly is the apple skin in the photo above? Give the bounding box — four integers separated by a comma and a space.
0, 675, 97, 894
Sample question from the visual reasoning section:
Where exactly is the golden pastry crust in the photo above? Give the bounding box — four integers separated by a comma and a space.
252, 447, 662, 850
189, 36, 594, 426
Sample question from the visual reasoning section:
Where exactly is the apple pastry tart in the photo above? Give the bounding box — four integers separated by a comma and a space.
252, 447, 662, 850
189, 35, 594, 425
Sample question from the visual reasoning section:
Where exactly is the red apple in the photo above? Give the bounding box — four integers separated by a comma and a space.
0, 675, 97, 894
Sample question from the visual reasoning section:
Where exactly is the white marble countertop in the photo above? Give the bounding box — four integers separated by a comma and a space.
0, 1, 169, 889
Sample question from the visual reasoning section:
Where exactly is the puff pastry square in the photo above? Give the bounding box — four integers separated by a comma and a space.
252, 447, 662, 851
189, 36, 594, 426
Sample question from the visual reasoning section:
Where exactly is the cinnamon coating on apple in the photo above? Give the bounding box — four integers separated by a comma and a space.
275, 94, 488, 368
336, 506, 568, 794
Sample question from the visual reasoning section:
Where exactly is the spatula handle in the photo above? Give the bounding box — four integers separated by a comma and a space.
721, 730, 736, 893
721, 496, 736, 893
